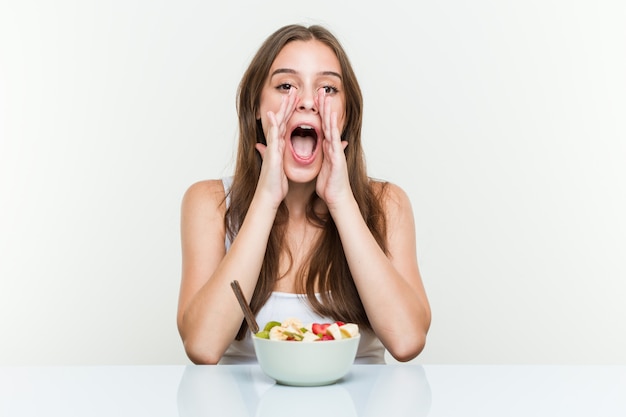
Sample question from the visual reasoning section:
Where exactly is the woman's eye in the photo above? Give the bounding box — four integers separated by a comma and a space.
277, 83, 293, 91
320, 85, 339, 94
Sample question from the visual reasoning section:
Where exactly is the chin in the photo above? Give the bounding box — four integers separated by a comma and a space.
284, 163, 321, 185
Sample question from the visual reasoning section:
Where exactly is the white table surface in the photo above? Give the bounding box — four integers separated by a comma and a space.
1, 364, 625, 416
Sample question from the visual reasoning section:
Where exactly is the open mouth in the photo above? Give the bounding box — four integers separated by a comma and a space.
290, 125, 318, 159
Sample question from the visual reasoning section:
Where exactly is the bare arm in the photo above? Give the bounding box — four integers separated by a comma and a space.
316, 93, 430, 361
176, 180, 277, 364
330, 182, 431, 362
177, 92, 297, 364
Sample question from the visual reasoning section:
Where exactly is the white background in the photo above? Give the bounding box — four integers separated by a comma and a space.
1, 0, 624, 365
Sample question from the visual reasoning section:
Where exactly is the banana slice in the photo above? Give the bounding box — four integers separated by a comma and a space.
269, 326, 289, 341
325, 323, 343, 340
302, 331, 321, 342
339, 323, 359, 338
281, 318, 303, 329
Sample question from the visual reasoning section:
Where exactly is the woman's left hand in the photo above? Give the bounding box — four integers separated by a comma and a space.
316, 90, 352, 209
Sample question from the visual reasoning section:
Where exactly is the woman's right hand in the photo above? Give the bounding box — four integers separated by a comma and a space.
254, 88, 298, 208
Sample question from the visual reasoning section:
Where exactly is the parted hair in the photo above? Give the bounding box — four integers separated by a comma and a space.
226, 24, 388, 340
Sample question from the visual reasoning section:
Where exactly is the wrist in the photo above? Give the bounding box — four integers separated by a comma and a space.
326, 193, 359, 218
252, 186, 284, 212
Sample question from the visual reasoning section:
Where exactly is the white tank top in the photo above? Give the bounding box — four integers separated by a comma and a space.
219, 177, 385, 364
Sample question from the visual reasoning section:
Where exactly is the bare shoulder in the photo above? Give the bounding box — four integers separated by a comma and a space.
370, 180, 419, 267
370, 179, 413, 214
181, 179, 227, 219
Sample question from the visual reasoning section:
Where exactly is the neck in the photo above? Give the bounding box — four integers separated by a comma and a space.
284, 180, 316, 218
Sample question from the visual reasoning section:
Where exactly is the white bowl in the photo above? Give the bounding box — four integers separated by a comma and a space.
252, 335, 360, 386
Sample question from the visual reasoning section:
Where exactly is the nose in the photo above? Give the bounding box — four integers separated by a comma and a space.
297, 87, 318, 113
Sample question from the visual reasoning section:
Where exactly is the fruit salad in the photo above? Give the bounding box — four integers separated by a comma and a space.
255, 318, 359, 342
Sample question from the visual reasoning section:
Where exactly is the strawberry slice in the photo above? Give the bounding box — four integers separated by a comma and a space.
311, 323, 330, 336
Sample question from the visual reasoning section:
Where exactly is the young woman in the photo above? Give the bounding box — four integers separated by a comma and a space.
177, 24, 431, 364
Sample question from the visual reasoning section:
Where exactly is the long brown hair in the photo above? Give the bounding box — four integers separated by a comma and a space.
227, 24, 388, 340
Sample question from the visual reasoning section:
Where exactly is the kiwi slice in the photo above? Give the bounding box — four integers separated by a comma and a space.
263, 321, 281, 332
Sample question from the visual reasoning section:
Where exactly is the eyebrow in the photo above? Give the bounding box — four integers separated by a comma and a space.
270, 68, 343, 80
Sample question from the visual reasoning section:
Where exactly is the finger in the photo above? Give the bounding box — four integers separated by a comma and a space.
255, 143, 267, 159
286, 87, 299, 117
270, 90, 295, 132
277, 88, 298, 125
266, 110, 279, 142
329, 108, 342, 147
321, 92, 333, 141
317, 88, 326, 122
331, 111, 339, 139
275, 92, 289, 120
